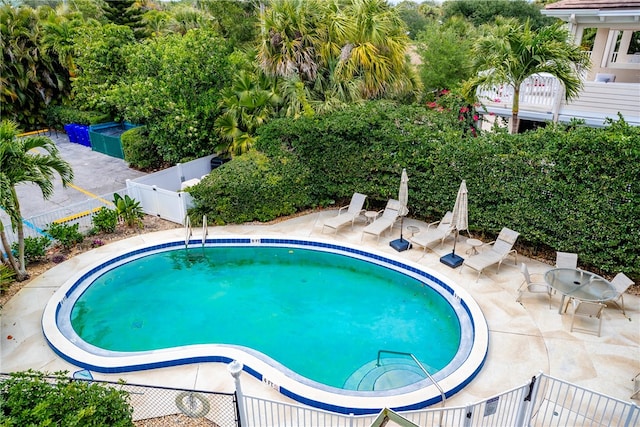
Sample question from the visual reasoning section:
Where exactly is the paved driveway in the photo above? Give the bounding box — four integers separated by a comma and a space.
15, 130, 147, 220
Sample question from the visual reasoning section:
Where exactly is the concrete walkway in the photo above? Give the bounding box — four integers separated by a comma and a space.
1, 211, 638, 409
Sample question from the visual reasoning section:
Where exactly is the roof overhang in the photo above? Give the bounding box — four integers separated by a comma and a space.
542, 1, 640, 25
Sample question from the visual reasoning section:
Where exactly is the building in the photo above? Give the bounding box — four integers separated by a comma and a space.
478, 0, 640, 129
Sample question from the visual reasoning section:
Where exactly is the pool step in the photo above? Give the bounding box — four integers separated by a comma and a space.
343, 358, 428, 391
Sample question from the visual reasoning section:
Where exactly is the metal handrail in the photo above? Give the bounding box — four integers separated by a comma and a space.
184, 216, 192, 247
202, 215, 207, 246
376, 349, 446, 407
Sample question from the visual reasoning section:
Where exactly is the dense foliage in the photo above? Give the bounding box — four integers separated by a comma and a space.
191, 102, 639, 279
188, 150, 312, 224
110, 28, 232, 163
442, 0, 554, 28
10, 236, 50, 264
415, 17, 476, 94
120, 125, 164, 170
0, 370, 134, 426
0, 5, 73, 127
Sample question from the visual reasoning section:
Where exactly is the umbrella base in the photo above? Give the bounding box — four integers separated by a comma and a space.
440, 252, 464, 268
389, 238, 411, 252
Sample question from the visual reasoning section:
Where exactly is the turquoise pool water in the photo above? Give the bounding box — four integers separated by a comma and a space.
70, 246, 461, 390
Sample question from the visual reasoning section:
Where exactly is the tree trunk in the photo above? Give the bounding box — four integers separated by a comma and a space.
0, 226, 21, 279
511, 85, 521, 134
9, 187, 29, 281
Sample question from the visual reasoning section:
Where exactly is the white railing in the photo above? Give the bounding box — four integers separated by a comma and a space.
240, 373, 639, 427
476, 73, 561, 112
530, 375, 640, 427
477, 74, 640, 126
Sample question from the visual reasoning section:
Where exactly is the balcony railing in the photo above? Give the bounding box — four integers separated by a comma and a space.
477, 73, 640, 127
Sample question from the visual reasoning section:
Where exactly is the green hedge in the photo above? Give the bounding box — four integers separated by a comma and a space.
45, 105, 111, 129
121, 126, 165, 170
190, 101, 639, 279
188, 150, 312, 224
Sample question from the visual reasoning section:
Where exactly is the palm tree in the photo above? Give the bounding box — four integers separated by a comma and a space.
463, 18, 591, 133
257, 0, 323, 82
215, 71, 281, 155
0, 5, 71, 128
0, 120, 73, 281
333, 0, 415, 99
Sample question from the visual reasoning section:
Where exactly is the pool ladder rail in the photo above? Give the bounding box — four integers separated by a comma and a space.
184, 215, 208, 248
376, 349, 446, 408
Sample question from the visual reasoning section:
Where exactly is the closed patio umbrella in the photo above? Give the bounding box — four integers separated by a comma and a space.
398, 168, 409, 217
441, 180, 468, 267
390, 168, 410, 252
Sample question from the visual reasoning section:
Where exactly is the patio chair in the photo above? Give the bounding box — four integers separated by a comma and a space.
409, 211, 453, 253
361, 199, 402, 243
322, 193, 367, 234
569, 299, 606, 337
556, 251, 578, 269
603, 272, 634, 317
460, 227, 519, 281
517, 263, 553, 308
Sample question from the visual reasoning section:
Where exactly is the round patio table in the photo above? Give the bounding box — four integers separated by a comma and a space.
544, 268, 616, 314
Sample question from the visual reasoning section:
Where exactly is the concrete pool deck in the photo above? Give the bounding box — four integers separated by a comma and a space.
1, 210, 638, 409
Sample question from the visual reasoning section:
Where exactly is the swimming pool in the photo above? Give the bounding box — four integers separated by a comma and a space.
43, 236, 488, 415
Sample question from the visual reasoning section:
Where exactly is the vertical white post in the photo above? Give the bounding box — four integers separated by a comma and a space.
228, 360, 247, 427
515, 375, 540, 427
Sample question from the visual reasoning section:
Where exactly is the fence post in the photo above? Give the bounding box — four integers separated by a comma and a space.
463, 403, 473, 427
515, 374, 540, 427
177, 162, 184, 182
229, 360, 248, 427
625, 402, 639, 427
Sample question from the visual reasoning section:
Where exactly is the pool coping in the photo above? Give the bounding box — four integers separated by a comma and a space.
42, 235, 489, 415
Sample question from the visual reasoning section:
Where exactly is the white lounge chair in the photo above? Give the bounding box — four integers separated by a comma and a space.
461, 227, 519, 281
322, 193, 367, 234
409, 211, 453, 253
603, 272, 634, 317
517, 263, 553, 308
361, 199, 401, 242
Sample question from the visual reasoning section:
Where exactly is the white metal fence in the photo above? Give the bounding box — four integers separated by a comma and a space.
0, 189, 125, 248
239, 373, 639, 427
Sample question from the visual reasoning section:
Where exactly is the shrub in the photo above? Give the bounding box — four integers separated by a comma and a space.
0, 370, 134, 426
113, 193, 144, 228
46, 105, 111, 129
46, 223, 84, 250
121, 126, 164, 170
188, 150, 312, 224
1, 263, 16, 293
91, 207, 119, 233
11, 236, 51, 265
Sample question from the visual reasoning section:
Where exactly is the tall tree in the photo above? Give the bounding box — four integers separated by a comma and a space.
463, 19, 591, 133
442, 0, 554, 29
257, 0, 418, 107
416, 16, 476, 94
102, 0, 147, 38
334, 0, 416, 99
0, 120, 73, 281
71, 22, 136, 113
0, 5, 71, 129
